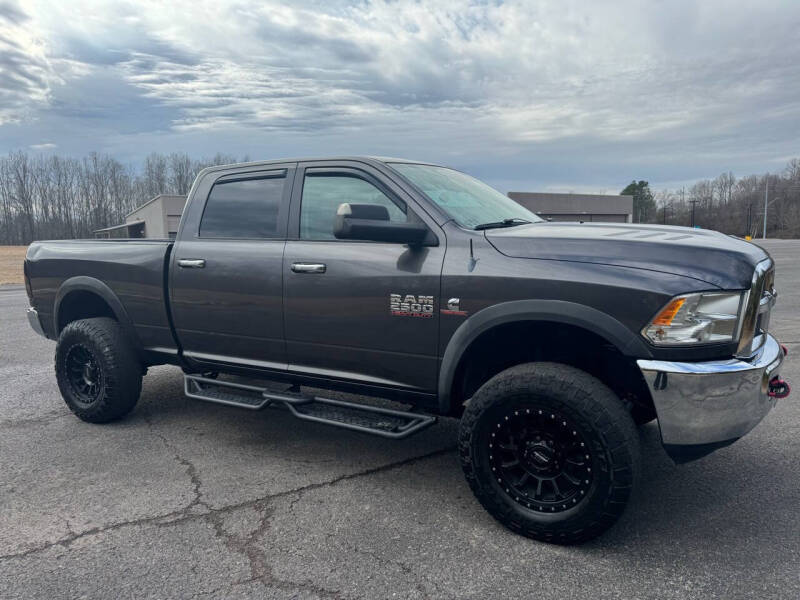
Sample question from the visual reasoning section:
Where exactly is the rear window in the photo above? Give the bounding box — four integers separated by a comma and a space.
200, 175, 285, 238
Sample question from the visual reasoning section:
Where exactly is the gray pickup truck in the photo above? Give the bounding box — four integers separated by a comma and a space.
24, 156, 790, 544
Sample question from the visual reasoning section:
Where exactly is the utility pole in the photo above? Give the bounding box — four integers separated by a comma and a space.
747, 203, 752, 236
662, 199, 673, 225
689, 199, 699, 227
762, 174, 769, 239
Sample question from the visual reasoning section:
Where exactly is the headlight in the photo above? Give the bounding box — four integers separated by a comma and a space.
642, 291, 744, 345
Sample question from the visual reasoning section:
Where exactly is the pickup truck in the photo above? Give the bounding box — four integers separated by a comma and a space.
24, 156, 791, 544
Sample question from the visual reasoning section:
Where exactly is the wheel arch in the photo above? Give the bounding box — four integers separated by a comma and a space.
438, 299, 653, 415
54, 277, 141, 350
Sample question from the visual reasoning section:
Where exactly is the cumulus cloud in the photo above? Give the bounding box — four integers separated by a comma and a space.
1, 0, 799, 188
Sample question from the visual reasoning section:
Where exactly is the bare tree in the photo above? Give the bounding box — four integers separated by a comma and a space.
714, 171, 735, 205
143, 153, 168, 198
168, 152, 193, 195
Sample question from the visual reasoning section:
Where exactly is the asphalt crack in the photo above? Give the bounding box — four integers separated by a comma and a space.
142, 411, 210, 511
3, 405, 455, 597
346, 542, 432, 599
206, 497, 343, 599
0, 504, 195, 561
0, 444, 457, 564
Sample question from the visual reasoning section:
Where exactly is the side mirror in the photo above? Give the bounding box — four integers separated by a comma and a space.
334, 203, 429, 245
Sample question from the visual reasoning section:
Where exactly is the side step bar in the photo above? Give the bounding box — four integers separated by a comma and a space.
184, 375, 437, 439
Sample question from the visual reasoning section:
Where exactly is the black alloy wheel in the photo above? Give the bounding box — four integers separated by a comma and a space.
489, 406, 594, 513
64, 344, 103, 407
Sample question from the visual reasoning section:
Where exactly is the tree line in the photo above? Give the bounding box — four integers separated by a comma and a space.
0, 151, 247, 245
623, 157, 800, 238
2, 150, 799, 245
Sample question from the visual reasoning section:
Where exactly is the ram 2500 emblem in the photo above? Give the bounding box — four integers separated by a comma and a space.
390, 294, 434, 318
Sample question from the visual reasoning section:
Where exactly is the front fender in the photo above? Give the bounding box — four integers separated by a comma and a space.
437, 299, 652, 413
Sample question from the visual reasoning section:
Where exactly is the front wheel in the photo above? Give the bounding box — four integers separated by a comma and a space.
55, 317, 143, 423
459, 362, 640, 544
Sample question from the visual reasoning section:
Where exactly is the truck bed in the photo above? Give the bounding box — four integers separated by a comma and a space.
25, 239, 176, 358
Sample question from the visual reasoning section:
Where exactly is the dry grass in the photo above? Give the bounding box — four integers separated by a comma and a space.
0, 246, 27, 285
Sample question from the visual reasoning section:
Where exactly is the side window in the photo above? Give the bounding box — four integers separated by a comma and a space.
300, 174, 406, 240
200, 175, 285, 238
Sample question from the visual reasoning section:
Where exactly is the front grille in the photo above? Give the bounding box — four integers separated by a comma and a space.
737, 260, 775, 357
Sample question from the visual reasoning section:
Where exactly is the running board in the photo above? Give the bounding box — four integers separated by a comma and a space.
184, 374, 436, 439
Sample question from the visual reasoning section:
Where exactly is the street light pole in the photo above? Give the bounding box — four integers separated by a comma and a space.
762, 174, 769, 239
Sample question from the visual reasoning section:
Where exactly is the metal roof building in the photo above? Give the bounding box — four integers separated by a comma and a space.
95, 194, 187, 239
508, 192, 633, 223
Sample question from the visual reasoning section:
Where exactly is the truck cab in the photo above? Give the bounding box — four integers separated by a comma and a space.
170, 159, 447, 403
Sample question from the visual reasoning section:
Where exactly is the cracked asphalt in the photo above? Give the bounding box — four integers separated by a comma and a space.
2, 239, 799, 599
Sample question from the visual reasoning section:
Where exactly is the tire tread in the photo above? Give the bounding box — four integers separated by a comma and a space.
55, 317, 142, 423
458, 362, 640, 544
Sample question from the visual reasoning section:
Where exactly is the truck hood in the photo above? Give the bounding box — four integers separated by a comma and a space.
485, 222, 768, 289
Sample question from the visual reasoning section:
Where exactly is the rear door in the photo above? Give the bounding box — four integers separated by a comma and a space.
283, 161, 445, 393
169, 164, 294, 370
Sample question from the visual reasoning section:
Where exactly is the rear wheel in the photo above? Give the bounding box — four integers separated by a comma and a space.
459, 362, 640, 544
55, 317, 142, 423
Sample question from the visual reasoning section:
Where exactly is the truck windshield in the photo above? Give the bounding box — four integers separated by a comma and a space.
389, 163, 542, 230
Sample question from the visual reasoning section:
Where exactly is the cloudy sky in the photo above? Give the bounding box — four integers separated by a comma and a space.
1, 0, 799, 193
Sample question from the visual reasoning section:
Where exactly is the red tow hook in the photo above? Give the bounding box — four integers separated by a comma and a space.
769, 376, 791, 399
780, 344, 789, 357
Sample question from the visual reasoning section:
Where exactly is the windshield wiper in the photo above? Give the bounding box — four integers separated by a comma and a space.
474, 218, 531, 231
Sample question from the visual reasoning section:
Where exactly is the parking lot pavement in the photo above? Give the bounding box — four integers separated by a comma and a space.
1, 240, 799, 600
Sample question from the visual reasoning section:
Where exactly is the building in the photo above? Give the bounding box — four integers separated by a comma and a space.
508, 192, 633, 223
95, 194, 186, 239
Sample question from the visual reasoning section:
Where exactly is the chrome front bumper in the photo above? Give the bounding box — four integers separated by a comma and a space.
26, 307, 46, 338
637, 334, 786, 461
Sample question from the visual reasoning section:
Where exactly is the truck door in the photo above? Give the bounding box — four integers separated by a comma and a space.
169, 164, 294, 371
283, 162, 445, 393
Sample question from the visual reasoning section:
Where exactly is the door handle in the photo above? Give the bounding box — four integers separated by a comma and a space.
291, 262, 326, 274
178, 259, 206, 268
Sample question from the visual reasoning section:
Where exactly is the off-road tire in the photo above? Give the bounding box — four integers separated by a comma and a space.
55, 317, 142, 423
459, 362, 640, 544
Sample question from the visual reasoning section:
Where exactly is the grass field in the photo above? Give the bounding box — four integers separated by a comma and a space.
0, 246, 26, 285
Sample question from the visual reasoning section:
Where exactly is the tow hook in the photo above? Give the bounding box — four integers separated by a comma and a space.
768, 376, 791, 399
